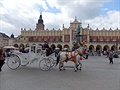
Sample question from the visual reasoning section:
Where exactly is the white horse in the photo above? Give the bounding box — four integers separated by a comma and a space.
56, 47, 83, 72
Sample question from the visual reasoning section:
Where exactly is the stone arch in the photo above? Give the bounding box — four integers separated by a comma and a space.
19, 44, 24, 48
32, 43, 36, 45
89, 45, 94, 51
96, 45, 102, 51
57, 44, 62, 51
63, 44, 70, 49
14, 44, 18, 48
26, 43, 29, 47
38, 43, 42, 45
119, 46, 120, 49
103, 45, 109, 51
38, 44, 43, 47
51, 44, 56, 51
111, 45, 116, 51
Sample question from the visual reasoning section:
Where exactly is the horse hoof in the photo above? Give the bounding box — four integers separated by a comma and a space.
75, 70, 77, 72
63, 68, 65, 70
76, 68, 78, 70
59, 69, 62, 71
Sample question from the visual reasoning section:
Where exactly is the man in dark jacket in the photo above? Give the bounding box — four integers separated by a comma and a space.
43, 41, 49, 49
43, 41, 51, 56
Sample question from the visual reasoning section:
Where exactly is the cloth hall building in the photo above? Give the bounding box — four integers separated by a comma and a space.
10, 13, 120, 52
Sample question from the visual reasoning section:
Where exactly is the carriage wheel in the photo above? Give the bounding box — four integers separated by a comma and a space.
49, 57, 56, 68
39, 58, 51, 71
7, 54, 21, 70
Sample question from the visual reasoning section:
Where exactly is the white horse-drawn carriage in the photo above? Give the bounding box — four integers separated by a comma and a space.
5, 43, 84, 72
6, 45, 56, 71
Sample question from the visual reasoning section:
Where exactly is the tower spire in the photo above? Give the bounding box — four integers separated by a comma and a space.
38, 12, 43, 24
75, 16, 77, 21
39, 12, 42, 19
36, 12, 45, 30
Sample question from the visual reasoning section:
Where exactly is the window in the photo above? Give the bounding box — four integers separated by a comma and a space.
50, 38, 52, 41
56, 37, 59, 41
112, 39, 116, 41
106, 39, 109, 41
33, 37, 36, 41
83, 36, 86, 41
65, 35, 69, 41
93, 38, 96, 41
73, 32, 77, 40
39, 37, 41, 41
100, 38, 103, 41
44, 38, 47, 41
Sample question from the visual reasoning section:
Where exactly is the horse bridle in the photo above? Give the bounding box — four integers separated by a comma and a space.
75, 50, 82, 56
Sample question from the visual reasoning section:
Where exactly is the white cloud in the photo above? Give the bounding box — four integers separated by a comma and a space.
0, 0, 119, 37
84, 10, 120, 30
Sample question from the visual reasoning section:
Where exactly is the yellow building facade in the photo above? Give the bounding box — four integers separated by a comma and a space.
11, 14, 120, 52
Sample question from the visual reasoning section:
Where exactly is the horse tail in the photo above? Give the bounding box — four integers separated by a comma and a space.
55, 53, 60, 66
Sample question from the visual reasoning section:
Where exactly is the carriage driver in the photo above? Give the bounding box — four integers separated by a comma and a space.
43, 41, 51, 56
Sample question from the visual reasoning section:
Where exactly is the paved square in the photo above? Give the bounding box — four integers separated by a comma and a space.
0, 55, 120, 90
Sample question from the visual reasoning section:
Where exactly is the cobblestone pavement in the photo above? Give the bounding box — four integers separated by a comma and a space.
0, 55, 120, 90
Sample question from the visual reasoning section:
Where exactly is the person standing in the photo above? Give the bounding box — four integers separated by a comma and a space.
108, 51, 113, 64
85, 50, 89, 59
0, 47, 6, 71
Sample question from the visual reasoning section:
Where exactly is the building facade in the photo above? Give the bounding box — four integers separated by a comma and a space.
0, 32, 10, 47
10, 13, 120, 52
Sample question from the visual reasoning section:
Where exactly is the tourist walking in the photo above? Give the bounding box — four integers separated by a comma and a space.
108, 51, 113, 64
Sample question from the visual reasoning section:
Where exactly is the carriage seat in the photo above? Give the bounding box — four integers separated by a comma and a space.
62, 48, 72, 52
55, 48, 60, 50
63, 48, 68, 51
13, 51, 22, 55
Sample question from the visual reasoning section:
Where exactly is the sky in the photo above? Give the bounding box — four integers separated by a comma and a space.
0, 0, 120, 37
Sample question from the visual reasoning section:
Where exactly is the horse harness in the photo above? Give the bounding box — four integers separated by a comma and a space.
65, 50, 82, 63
